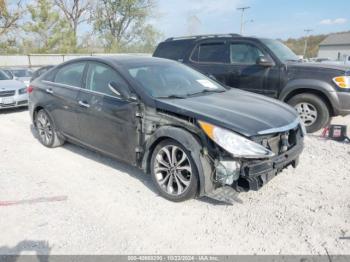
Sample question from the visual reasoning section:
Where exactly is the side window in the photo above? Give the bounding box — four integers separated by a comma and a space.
41, 69, 56, 81
230, 43, 264, 64
191, 43, 228, 63
86, 63, 129, 97
54, 62, 85, 87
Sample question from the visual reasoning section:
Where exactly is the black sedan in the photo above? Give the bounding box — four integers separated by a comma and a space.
28, 56, 304, 202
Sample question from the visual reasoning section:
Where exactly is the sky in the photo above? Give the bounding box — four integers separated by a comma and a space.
150, 0, 350, 40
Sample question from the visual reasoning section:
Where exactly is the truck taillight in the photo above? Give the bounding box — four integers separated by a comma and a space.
27, 86, 34, 93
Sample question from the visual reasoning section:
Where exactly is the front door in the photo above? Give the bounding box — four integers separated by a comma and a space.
226, 41, 280, 98
76, 62, 139, 165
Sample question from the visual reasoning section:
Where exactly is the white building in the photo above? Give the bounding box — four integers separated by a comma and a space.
318, 32, 350, 60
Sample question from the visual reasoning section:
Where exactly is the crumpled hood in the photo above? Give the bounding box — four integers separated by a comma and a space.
155, 89, 299, 137
0, 80, 26, 91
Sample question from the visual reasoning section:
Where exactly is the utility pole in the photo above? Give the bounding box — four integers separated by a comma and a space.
303, 29, 313, 58
237, 6, 251, 35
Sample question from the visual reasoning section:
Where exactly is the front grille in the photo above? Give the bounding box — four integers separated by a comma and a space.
252, 126, 301, 155
17, 100, 28, 105
0, 90, 15, 97
0, 102, 15, 107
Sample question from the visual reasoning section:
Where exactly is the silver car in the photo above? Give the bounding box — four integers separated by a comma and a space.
0, 69, 28, 109
8, 68, 33, 87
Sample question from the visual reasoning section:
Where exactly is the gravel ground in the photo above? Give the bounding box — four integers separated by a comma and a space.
0, 109, 349, 255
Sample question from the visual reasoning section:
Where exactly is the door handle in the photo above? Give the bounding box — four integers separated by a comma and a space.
78, 100, 90, 108
45, 88, 53, 94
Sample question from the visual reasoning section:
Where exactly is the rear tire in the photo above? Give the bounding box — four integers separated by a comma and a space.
35, 109, 64, 148
150, 139, 199, 202
287, 93, 330, 133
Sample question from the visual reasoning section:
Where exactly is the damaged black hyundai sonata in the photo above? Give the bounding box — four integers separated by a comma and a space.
29, 56, 304, 202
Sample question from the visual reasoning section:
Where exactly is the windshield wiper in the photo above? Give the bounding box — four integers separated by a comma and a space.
157, 94, 187, 99
187, 89, 225, 97
157, 89, 225, 99
285, 59, 302, 62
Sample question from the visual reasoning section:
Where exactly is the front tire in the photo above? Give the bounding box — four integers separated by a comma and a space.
35, 109, 64, 148
287, 93, 330, 133
150, 139, 199, 202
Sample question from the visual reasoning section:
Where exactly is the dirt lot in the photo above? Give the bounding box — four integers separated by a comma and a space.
0, 109, 349, 255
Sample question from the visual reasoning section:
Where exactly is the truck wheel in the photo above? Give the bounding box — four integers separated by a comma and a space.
288, 93, 330, 133
150, 139, 199, 202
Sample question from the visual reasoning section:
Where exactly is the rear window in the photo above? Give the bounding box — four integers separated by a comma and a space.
153, 40, 193, 61
54, 62, 86, 87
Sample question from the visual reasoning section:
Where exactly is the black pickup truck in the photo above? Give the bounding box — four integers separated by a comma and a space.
153, 34, 350, 132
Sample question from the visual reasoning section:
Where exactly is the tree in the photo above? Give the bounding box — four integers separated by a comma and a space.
0, 0, 22, 37
53, 0, 91, 49
126, 24, 161, 53
92, 0, 159, 51
24, 0, 73, 53
284, 34, 328, 58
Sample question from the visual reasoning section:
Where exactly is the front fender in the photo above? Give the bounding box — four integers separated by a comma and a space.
279, 79, 340, 113
141, 126, 214, 197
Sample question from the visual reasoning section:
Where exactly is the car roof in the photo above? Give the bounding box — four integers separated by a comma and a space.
66, 55, 177, 67
159, 34, 270, 45
6, 67, 32, 70
164, 33, 241, 42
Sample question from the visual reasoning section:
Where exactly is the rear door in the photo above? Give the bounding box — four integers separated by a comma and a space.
187, 40, 230, 84
76, 62, 139, 165
41, 61, 86, 139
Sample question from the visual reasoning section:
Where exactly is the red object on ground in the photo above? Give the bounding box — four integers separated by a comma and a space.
321, 127, 329, 138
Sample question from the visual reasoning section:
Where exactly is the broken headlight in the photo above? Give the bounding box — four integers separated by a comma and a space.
198, 121, 275, 159
216, 160, 241, 185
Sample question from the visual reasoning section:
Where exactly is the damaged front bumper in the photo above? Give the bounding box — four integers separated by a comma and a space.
234, 140, 304, 191
208, 138, 304, 195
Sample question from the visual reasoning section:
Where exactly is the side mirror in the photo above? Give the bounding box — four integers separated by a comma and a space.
108, 81, 135, 101
256, 56, 274, 67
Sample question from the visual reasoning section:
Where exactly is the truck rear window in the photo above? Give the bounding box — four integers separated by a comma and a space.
153, 40, 193, 61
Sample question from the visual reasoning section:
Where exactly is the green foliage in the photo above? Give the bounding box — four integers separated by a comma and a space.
0, 0, 22, 37
283, 34, 329, 58
92, 0, 159, 52
23, 0, 67, 53
1, 0, 161, 54
53, 0, 91, 51
129, 24, 162, 53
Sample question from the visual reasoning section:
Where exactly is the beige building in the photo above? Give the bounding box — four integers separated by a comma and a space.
318, 32, 350, 60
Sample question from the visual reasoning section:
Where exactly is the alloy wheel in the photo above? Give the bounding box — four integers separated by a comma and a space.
295, 102, 318, 127
154, 145, 192, 196
36, 112, 53, 146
